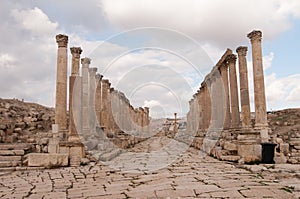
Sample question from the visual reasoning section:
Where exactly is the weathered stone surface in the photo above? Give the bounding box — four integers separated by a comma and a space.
223, 141, 237, 151
27, 153, 68, 167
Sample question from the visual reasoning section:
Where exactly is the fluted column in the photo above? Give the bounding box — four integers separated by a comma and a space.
236, 46, 251, 127
227, 54, 240, 128
81, 58, 91, 135
55, 34, 68, 131
219, 63, 231, 129
69, 47, 82, 141
247, 30, 268, 127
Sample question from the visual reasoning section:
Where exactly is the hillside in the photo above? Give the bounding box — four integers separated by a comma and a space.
0, 98, 55, 143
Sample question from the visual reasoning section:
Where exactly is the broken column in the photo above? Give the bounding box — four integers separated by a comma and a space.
227, 54, 240, 128
55, 34, 68, 133
236, 46, 251, 127
69, 47, 82, 142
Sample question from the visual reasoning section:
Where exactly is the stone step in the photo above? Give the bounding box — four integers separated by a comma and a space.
290, 141, 300, 146
0, 167, 16, 172
0, 150, 25, 156
219, 155, 240, 162
98, 149, 123, 162
0, 143, 31, 150
0, 156, 22, 161
0, 161, 21, 168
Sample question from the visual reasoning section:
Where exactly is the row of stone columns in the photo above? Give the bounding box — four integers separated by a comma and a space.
54, 34, 151, 142
187, 30, 268, 137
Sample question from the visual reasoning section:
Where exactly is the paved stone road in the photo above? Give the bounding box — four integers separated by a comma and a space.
0, 136, 299, 198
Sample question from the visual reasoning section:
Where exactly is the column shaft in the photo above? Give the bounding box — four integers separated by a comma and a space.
227, 54, 240, 128
219, 64, 231, 129
81, 58, 91, 134
69, 47, 82, 141
236, 46, 251, 127
55, 34, 68, 131
247, 30, 268, 127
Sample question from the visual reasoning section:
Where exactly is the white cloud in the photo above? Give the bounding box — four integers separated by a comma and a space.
102, 0, 300, 48
0, 0, 299, 118
266, 74, 300, 110
11, 7, 58, 36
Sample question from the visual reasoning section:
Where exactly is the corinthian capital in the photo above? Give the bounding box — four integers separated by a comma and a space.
236, 46, 248, 56
81, 57, 91, 65
247, 30, 262, 42
225, 54, 237, 64
56, 34, 68, 48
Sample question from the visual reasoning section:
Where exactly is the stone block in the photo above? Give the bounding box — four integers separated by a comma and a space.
224, 141, 237, 151
0, 156, 21, 161
238, 144, 261, 160
58, 146, 69, 155
69, 146, 84, 158
260, 128, 269, 143
27, 153, 68, 167
280, 143, 289, 155
48, 142, 58, 154
274, 156, 287, 164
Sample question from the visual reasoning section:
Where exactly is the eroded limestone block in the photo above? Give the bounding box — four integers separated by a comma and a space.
280, 143, 289, 155
27, 153, 68, 167
224, 142, 237, 151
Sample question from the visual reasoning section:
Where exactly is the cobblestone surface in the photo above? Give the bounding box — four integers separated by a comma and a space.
0, 136, 299, 198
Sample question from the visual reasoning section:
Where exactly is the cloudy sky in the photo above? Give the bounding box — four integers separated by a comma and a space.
1, 0, 300, 118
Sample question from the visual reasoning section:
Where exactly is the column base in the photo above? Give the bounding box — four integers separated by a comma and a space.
237, 128, 261, 163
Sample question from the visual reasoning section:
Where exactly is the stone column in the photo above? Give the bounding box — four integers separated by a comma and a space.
174, 113, 178, 133
95, 74, 103, 127
236, 46, 251, 127
205, 82, 212, 130
89, 67, 97, 134
219, 63, 231, 129
198, 87, 204, 131
144, 107, 150, 129
55, 34, 68, 131
227, 54, 240, 128
70, 47, 82, 75
247, 30, 268, 128
100, 79, 109, 129
69, 47, 82, 141
81, 58, 91, 135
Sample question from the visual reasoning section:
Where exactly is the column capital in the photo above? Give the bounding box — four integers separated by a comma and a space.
102, 79, 109, 85
95, 73, 103, 81
225, 54, 237, 64
247, 30, 262, 42
89, 67, 98, 74
70, 47, 82, 57
56, 34, 68, 48
236, 46, 248, 56
81, 57, 91, 66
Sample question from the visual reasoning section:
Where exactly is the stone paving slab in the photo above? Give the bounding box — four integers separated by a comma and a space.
0, 136, 298, 198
